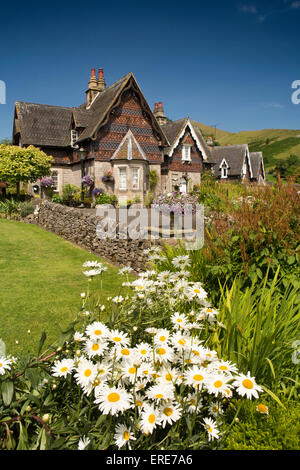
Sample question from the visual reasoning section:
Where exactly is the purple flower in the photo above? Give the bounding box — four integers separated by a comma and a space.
93, 187, 104, 196
40, 177, 54, 188
82, 175, 94, 186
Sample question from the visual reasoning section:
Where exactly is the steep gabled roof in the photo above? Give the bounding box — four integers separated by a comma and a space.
161, 118, 210, 160
72, 107, 92, 128
249, 152, 265, 180
210, 144, 251, 177
14, 101, 73, 147
77, 72, 169, 146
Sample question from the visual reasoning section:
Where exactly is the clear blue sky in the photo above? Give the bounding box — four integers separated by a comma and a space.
0, 0, 300, 140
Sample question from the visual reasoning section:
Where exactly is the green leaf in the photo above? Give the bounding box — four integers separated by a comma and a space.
261, 385, 286, 409
38, 331, 47, 356
2, 381, 14, 406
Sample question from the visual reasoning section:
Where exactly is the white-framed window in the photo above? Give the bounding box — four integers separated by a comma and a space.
219, 159, 229, 179
71, 130, 78, 148
52, 171, 58, 192
119, 167, 127, 190
132, 167, 139, 190
221, 164, 228, 179
182, 145, 191, 162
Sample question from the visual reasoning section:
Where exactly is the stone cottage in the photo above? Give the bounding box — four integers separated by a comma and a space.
12, 68, 265, 202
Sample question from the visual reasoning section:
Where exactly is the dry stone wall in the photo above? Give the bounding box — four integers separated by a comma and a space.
33, 201, 158, 272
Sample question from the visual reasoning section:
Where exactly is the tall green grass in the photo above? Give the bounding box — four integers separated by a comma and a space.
212, 269, 300, 392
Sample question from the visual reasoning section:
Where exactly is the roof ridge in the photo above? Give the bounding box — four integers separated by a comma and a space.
15, 100, 72, 110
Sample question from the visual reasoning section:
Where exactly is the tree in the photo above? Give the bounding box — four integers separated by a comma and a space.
0, 145, 53, 196
0, 138, 12, 145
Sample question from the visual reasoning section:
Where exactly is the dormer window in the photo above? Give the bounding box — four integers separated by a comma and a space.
220, 159, 229, 179
71, 130, 79, 148
182, 145, 191, 162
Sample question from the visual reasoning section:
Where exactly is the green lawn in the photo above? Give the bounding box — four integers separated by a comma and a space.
0, 219, 129, 356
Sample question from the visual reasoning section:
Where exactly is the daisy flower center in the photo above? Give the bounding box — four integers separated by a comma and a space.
84, 369, 92, 377
242, 379, 254, 389
123, 431, 130, 441
219, 365, 228, 370
194, 289, 201, 294
61, 367, 68, 373
165, 373, 173, 381
140, 349, 147, 355
160, 336, 166, 341
128, 367, 136, 374
193, 374, 204, 382
121, 348, 130, 356
157, 348, 166, 355
107, 392, 120, 403
257, 404, 268, 413
214, 380, 223, 388
94, 330, 102, 336
178, 339, 186, 345
92, 344, 100, 351
113, 337, 121, 342
148, 414, 156, 424
164, 407, 173, 416
155, 394, 164, 399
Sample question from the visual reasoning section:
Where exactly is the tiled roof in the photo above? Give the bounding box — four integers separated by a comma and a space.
160, 118, 211, 159
210, 144, 248, 176
15, 101, 73, 147
249, 152, 263, 179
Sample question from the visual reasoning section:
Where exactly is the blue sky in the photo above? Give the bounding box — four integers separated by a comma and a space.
0, 0, 300, 140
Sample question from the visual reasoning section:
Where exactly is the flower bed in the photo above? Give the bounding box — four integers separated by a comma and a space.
0, 250, 263, 450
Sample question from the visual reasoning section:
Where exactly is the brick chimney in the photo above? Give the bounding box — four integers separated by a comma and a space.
86, 67, 106, 107
97, 68, 106, 92
153, 101, 167, 126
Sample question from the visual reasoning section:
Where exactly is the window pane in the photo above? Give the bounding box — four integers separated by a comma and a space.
132, 168, 139, 189
119, 167, 127, 189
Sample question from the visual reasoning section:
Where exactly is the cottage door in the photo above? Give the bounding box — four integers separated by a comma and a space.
179, 178, 187, 193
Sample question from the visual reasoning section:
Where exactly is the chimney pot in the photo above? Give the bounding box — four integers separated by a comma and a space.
91, 67, 96, 77
154, 102, 158, 109
98, 68, 104, 79
159, 101, 163, 107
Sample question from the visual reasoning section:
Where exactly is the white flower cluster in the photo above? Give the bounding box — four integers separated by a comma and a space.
0, 355, 16, 375
51, 258, 262, 449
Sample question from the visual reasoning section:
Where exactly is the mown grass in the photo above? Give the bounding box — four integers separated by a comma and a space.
0, 219, 130, 355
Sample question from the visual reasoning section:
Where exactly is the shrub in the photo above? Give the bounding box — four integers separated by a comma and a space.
51, 193, 63, 204
223, 397, 300, 450
61, 184, 79, 206
95, 192, 112, 205
19, 201, 35, 218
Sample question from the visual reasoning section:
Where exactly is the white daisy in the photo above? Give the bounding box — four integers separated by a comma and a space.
94, 385, 132, 415
84, 339, 108, 358
171, 255, 190, 269
206, 374, 232, 397
203, 417, 220, 442
85, 322, 109, 342
74, 332, 86, 342
170, 312, 188, 329
108, 329, 130, 347
184, 366, 208, 389
140, 405, 162, 434
134, 343, 152, 362
0, 356, 12, 375
112, 296, 124, 304
233, 372, 263, 399
209, 401, 224, 417
114, 423, 136, 449
184, 393, 203, 414
115, 346, 135, 362
78, 435, 91, 450
159, 401, 182, 428
74, 359, 98, 389
155, 345, 174, 364
146, 383, 174, 402
118, 266, 133, 275
51, 358, 75, 378
82, 260, 103, 268
154, 329, 170, 346
188, 283, 208, 302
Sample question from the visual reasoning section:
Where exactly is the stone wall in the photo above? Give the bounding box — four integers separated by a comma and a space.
33, 201, 157, 272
